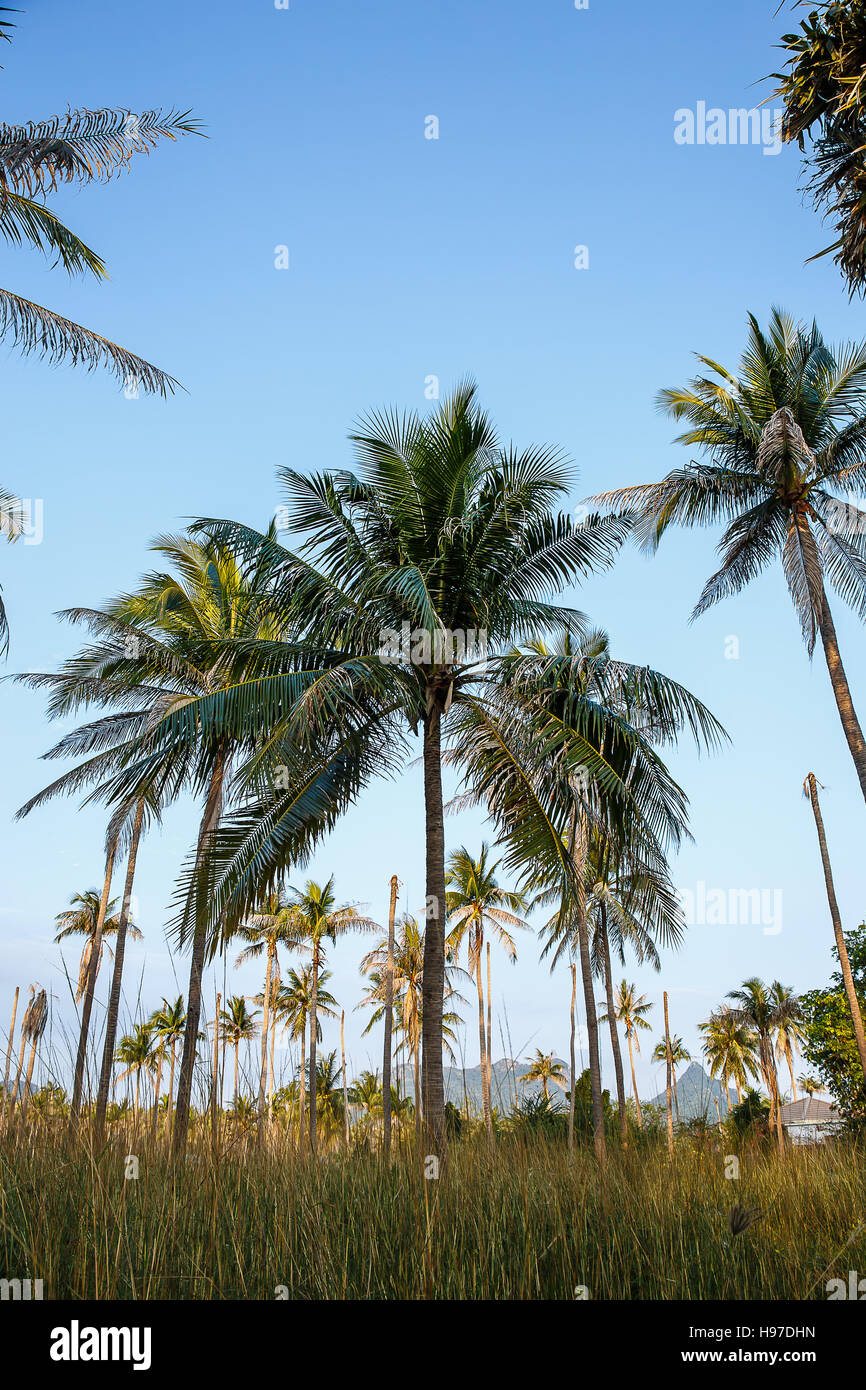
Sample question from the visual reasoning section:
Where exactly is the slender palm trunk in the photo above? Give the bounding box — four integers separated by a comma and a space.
257, 942, 274, 1135
95, 795, 145, 1136
173, 754, 225, 1157
627, 1027, 643, 1128
133, 1069, 141, 1131
297, 1019, 307, 1146
786, 1041, 798, 1101
151, 1059, 163, 1140
663, 991, 674, 1157
805, 772, 866, 1081
70, 842, 117, 1123
573, 819, 605, 1161
10, 1029, 27, 1116
486, 941, 493, 1127
168, 1041, 177, 1139
309, 941, 320, 1155
2, 986, 19, 1123
341, 1010, 349, 1149
600, 913, 628, 1145
233, 1040, 239, 1106
382, 873, 398, 1159
211, 992, 220, 1153
818, 594, 866, 802
420, 704, 446, 1155
21, 1036, 40, 1118
568, 963, 576, 1154
475, 952, 491, 1137
269, 1002, 276, 1122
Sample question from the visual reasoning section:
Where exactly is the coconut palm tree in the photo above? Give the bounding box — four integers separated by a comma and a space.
218, 996, 260, 1106
348, 1069, 382, 1119
445, 843, 530, 1138
284, 877, 375, 1154
114, 1023, 156, 1129
149, 997, 186, 1137
772, 3, 866, 291
591, 310, 866, 805
698, 1007, 758, 1113
15, 533, 297, 1154
652, 1035, 691, 1122
771, 982, 805, 1102
53, 891, 139, 1003
273, 966, 338, 1146
798, 1073, 825, 1100
727, 978, 794, 1152
234, 890, 303, 1128
522, 1050, 567, 1104
18, 986, 48, 1118
475, 630, 721, 1160
143, 383, 635, 1150
601, 981, 653, 1127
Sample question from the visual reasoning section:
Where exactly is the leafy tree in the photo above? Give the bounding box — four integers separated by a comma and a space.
800, 924, 866, 1123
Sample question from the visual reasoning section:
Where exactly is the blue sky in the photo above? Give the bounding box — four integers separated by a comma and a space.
1, 0, 863, 1103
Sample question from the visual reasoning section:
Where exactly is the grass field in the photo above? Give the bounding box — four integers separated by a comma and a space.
2, 1125, 864, 1300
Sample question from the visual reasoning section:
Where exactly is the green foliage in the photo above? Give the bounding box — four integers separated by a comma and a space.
730, 1087, 771, 1136
800, 924, 866, 1124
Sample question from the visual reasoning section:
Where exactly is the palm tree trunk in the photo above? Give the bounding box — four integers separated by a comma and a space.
475, 953, 491, 1137
70, 840, 117, 1123
414, 1037, 421, 1149
233, 1040, 239, 1107
805, 772, 866, 1080
421, 703, 447, 1155
382, 873, 398, 1160
568, 963, 576, 1154
818, 594, 866, 802
269, 1002, 276, 1123
341, 1010, 349, 1149
168, 1040, 177, 1139
573, 818, 605, 1162
627, 1027, 643, 1128
298, 1020, 306, 1147
600, 911, 628, 1145
309, 941, 320, 1155
133, 1069, 141, 1131
257, 943, 274, 1135
151, 1059, 163, 1141
486, 941, 493, 1128
663, 991, 674, 1157
211, 992, 220, 1153
173, 754, 225, 1157
95, 795, 145, 1137
21, 1036, 39, 1118
786, 1041, 798, 1101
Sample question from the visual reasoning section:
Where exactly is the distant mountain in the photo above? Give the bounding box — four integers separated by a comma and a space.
648, 1062, 735, 1120
391, 1059, 569, 1114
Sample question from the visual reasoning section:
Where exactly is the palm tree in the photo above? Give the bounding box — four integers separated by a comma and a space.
798, 1073, 825, 1100
348, 1069, 382, 1119
54, 890, 139, 1003
311, 1050, 345, 1138
601, 981, 653, 1127
772, 3, 866, 291
0, 12, 192, 393
149, 998, 186, 1137
18, 987, 48, 1118
522, 1050, 567, 1104
143, 383, 634, 1149
285, 877, 375, 1154
493, 630, 720, 1160
114, 1023, 156, 1129
771, 982, 805, 1102
445, 843, 530, 1138
234, 890, 303, 1128
273, 966, 338, 1145
15, 533, 293, 1154
218, 996, 260, 1106
652, 1035, 691, 1122
591, 310, 866, 805
698, 1007, 758, 1113
727, 978, 793, 1152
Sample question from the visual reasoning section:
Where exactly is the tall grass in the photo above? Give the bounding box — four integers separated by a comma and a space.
1, 1122, 863, 1299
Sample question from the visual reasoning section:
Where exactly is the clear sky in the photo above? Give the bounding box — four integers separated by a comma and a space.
1, 0, 863, 1103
